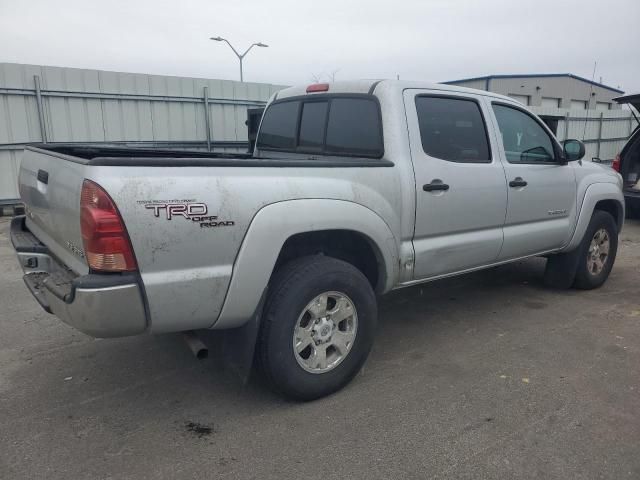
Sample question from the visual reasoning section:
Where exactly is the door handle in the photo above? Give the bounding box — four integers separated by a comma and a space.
509, 177, 527, 188
37, 169, 49, 184
423, 182, 450, 192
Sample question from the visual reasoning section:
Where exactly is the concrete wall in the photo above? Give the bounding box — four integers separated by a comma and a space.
0, 62, 286, 203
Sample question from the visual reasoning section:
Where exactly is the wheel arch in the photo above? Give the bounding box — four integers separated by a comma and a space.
593, 199, 623, 232
273, 229, 385, 292
564, 182, 625, 252
213, 199, 400, 329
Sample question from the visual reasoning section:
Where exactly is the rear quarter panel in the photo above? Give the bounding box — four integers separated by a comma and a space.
88, 162, 409, 333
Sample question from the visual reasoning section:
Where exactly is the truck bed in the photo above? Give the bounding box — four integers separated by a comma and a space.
33, 144, 392, 167
32, 144, 252, 163
17, 142, 399, 335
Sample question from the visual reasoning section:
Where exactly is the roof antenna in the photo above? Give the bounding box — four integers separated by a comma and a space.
581, 61, 597, 142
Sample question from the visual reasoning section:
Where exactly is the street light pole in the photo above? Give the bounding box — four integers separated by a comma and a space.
210, 36, 268, 82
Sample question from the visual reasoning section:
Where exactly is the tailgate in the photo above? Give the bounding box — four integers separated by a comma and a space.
19, 147, 89, 275
614, 93, 640, 114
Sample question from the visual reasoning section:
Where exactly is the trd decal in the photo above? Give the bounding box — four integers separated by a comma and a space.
146, 202, 207, 220
140, 201, 235, 228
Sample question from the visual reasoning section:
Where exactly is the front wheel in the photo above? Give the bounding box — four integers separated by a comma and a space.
573, 210, 618, 289
257, 256, 377, 401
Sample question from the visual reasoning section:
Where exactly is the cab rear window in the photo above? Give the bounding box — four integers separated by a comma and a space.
299, 101, 328, 150
255, 101, 299, 150
257, 95, 383, 158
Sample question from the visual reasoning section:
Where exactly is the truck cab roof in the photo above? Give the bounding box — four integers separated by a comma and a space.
273, 79, 517, 104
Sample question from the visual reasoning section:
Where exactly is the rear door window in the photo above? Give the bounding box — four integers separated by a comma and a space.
256, 100, 300, 150
415, 96, 491, 163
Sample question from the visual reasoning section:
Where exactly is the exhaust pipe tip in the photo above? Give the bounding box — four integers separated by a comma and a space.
183, 331, 208, 360
194, 347, 208, 360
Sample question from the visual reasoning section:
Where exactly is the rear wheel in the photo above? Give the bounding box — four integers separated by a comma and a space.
257, 256, 377, 401
573, 211, 618, 289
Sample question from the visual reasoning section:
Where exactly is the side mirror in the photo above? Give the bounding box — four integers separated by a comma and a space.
563, 139, 585, 161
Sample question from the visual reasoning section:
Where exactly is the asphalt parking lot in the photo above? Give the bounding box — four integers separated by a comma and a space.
1, 216, 639, 480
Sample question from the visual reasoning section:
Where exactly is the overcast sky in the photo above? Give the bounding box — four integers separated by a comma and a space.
1, 0, 639, 92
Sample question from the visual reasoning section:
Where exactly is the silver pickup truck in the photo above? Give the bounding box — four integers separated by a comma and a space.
11, 80, 624, 400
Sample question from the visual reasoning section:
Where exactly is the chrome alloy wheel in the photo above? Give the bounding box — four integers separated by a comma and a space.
587, 228, 610, 275
293, 291, 358, 374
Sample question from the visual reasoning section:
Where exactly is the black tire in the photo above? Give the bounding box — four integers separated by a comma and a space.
572, 210, 618, 290
257, 255, 377, 401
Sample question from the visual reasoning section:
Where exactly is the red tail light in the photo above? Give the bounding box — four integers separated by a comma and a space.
306, 83, 329, 93
612, 154, 621, 172
80, 180, 137, 272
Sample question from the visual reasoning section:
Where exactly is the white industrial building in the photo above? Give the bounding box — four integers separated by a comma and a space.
445, 73, 624, 110
444, 74, 636, 163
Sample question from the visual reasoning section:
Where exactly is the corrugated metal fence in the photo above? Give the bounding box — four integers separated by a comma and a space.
529, 106, 636, 164
0, 63, 286, 203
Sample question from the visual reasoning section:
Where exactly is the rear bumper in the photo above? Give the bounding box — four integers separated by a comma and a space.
10, 216, 147, 338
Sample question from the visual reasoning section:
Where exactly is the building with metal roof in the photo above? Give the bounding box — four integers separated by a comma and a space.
442, 73, 636, 163
444, 73, 623, 110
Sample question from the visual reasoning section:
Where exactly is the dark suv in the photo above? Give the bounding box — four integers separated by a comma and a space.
614, 93, 640, 216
